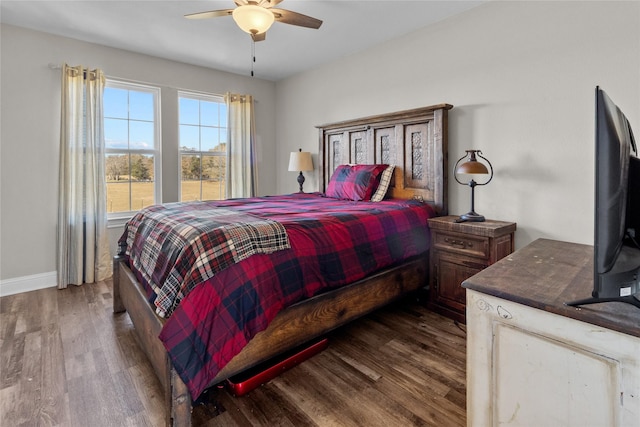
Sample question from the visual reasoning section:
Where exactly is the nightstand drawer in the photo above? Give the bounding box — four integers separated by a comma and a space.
433, 231, 489, 259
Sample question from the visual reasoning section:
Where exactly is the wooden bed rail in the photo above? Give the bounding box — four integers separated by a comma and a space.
113, 254, 428, 426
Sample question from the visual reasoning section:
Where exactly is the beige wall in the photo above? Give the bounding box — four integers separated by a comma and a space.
2, 1, 639, 292
0, 24, 277, 287
275, 1, 640, 249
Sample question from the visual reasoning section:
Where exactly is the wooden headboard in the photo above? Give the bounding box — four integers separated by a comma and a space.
317, 104, 453, 215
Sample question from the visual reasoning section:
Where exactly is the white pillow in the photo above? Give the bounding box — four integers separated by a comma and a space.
371, 165, 395, 202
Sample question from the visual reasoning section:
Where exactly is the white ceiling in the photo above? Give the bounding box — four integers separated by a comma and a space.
1, 1, 485, 81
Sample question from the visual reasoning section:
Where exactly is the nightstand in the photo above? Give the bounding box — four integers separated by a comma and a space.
427, 215, 516, 323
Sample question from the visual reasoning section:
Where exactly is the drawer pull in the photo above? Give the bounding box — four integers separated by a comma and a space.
444, 237, 472, 249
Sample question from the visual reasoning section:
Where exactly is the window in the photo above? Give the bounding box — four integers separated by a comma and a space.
104, 81, 161, 216
179, 92, 228, 201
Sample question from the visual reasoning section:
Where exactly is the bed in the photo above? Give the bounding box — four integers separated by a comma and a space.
113, 103, 452, 426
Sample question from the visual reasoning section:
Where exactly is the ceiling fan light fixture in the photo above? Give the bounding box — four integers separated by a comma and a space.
232, 5, 275, 35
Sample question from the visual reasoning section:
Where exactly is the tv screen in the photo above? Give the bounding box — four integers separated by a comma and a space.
567, 87, 640, 309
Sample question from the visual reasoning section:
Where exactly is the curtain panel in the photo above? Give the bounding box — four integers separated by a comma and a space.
225, 93, 257, 199
57, 64, 111, 288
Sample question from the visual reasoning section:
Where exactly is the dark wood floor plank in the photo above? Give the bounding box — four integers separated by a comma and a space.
333, 337, 464, 424
39, 322, 67, 426
127, 363, 166, 426
273, 362, 361, 426
16, 330, 42, 426
67, 349, 131, 427
0, 384, 21, 426
304, 355, 419, 427
0, 319, 23, 389
0, 281, 466, 427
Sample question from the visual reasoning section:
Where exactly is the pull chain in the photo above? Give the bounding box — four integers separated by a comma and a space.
251, 39, 255, 77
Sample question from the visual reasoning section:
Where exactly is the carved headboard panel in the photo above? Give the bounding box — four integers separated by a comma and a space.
317, 104, 452, 215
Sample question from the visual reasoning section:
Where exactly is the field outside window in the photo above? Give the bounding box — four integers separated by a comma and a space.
104, 81, 160, 216
179, 93, 228, 202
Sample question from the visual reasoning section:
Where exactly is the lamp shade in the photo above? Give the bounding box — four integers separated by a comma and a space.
456, 150, 489, 174
232, 5, 275, 35
457, 160, 489, 174
288, 151, 313, 172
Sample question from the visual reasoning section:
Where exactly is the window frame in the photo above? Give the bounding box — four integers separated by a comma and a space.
104, 79, 162, 223
178, 90, 228, 202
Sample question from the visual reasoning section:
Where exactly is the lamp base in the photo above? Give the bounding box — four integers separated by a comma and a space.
297, 172, 306, 193
457, 212, 485, 223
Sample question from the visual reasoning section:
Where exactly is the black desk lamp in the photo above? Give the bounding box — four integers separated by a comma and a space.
454, 150, 493, 222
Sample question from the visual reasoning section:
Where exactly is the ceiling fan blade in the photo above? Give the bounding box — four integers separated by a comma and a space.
251, 32, 266, 42
271, 8, 322, 29
184, 9, 233, 20
234, 0, 249, 6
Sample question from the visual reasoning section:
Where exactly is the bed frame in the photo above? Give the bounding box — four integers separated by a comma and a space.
113, 103, 452, 426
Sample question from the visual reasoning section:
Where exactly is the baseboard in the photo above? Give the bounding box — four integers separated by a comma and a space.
0, 271, 57, 297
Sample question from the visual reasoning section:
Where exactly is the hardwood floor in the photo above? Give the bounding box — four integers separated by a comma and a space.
1, 280, 466, 426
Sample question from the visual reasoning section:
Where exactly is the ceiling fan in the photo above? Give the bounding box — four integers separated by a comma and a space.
185, 0, 323, 42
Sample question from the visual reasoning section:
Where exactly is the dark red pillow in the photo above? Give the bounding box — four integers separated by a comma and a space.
325, 164, 388, 201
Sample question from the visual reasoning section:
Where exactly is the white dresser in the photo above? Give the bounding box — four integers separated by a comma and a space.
463, 239, 640, 427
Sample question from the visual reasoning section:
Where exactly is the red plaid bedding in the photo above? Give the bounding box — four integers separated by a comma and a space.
122, 193, 435, 400
121, 202, 290, 318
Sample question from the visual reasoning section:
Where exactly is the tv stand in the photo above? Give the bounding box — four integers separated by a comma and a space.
463, 239, 640, 426
566, 293, 640, 309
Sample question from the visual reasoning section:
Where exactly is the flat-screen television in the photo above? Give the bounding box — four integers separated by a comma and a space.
567, 87, 640, 309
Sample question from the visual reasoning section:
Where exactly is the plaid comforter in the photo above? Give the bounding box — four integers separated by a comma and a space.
120, 202, 291, 317
122, 193, 435, 400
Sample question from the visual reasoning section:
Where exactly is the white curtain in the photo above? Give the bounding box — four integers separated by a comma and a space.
225, 93, 257, 198
57, 64, 111, 288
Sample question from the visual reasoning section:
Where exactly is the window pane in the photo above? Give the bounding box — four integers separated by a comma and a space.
212, 141, 226, 153
179, 98, 199, 125
129, 154, 155, 209
106, 152, 131, 213
129, 91, 154, 121
181, 180, 202, 202
201, 127, 219, 152
130, 154, 154, 181
179, 94, 226, 202
131, 180, 155, 210
181, 154, 202, 201
106, 153, 129, 182
203, 155, 225, 180
200, 101, 218, 126
105, 80, 159, 215
202, 156, 226, 201
129, 121, 154, 150
104, 87, 128, 119
106, 181, 131, 213
181, 154, 201, 180
180, 125, 199, 151
202, 179, 225, 201
105, 118, 129, 149
219, 103, 228, 123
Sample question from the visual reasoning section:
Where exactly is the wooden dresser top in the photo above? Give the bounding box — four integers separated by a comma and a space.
462, 238, 640, 338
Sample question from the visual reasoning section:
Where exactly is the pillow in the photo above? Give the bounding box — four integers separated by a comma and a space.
370, 165, 395, 202
325, 164, 388, 201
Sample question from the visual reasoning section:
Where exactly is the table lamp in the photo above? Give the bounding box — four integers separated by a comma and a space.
453, 150, 493, 222
288, 148, 313, 193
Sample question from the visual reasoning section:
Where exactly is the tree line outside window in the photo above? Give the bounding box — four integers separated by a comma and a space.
103, 81, 228, 216
178, 92, 228, 202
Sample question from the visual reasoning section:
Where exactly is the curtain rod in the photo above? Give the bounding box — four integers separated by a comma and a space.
47, 63, 257, 102
49, 63, 102, 80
